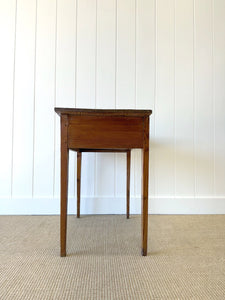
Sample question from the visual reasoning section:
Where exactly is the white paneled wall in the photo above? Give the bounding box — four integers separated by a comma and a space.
0, 0, 225, 214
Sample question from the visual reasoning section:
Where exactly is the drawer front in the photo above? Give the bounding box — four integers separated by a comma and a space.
67, 116, 144, 149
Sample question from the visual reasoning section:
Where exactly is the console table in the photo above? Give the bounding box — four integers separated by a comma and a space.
55, 108, 152, 256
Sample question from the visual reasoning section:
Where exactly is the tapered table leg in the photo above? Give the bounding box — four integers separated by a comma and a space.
126, 150, 131, 219
141, 117, 149, 256
60, 115, 69, 257
77, 151, 82, 218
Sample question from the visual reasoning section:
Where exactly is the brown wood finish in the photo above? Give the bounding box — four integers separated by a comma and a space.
126, 150, 131, 219
68, 116, 144, 149
55, 107, 152, 117
55, 108, 152, 257
60, 115, 69, 257
71, 149, 130, 153
141, 116, 149, 256
77, 151, 81, 218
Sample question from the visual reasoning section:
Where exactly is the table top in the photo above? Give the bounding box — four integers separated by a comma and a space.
55, 107, 152, 117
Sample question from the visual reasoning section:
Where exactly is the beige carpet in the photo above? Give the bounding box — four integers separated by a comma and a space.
0, 215, 225, 299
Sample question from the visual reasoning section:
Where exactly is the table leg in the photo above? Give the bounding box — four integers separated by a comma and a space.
141, 117, 149, 256
126, 150, 131, 219
60, 115, 69, 257
77, 151, 82, 218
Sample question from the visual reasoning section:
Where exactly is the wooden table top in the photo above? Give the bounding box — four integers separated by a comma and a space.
55, 107, 152, 117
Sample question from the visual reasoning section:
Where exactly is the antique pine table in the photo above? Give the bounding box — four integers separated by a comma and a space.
55, 108, 152, 257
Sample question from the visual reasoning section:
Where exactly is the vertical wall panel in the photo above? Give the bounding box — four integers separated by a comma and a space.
136, 0, 155, 110
33, 0, 56, 196
96, 153, 115, 196
214, 0, 225, 195
116, 0, 136, 198
116, 0, 136, 109
96, 0, 116, 196
155, 0, 175, 196
194, 0, 214, 196
175, 0, 194, 196
115, 153, 127, 197
0, 0, 16, 196
12, 0, 36, 196
76, 0, 97, 197
54, 0, 76, 198
136, 0, 155, 198
76, 0, 96, 109
96, 0, 116, 109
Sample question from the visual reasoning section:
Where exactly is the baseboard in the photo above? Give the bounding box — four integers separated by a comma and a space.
0, 196, 225, 215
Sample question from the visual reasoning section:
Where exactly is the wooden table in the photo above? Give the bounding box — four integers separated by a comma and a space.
55, 108, 152, 256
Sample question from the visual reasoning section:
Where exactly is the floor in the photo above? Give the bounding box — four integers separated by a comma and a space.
0, 215, 225, 299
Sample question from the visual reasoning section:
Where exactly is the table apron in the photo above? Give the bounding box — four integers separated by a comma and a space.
67, 116, 144, 149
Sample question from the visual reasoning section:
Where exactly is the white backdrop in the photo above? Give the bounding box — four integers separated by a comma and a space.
0, 0, 225, 214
